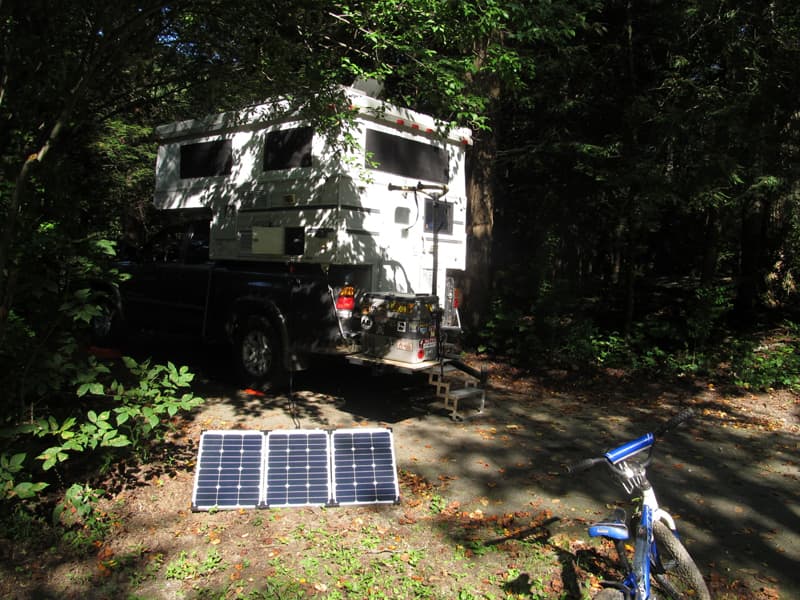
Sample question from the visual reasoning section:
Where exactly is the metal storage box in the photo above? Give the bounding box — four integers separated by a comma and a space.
359, 293, 439, 363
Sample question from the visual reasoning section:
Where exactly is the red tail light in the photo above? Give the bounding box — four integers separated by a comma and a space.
453, 288, 462, 309
336, 286, 356, 311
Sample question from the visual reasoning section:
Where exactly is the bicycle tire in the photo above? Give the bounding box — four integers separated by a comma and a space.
651, 520, 710, 600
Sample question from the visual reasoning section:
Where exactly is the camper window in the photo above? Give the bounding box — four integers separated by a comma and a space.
365, 129, 448, 184
180, 140, 233, 179
424, 199, 454, 235
264, 127, 313, 171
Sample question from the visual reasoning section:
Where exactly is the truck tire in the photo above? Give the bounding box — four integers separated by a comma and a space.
233, 315, 284, 389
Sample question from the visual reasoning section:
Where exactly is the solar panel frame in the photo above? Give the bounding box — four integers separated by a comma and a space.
330, 428, 400, 506
263, 429, 332, 508
192, 430, 265, 511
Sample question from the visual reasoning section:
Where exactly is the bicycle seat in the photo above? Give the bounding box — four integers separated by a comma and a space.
588, 507, 629, 540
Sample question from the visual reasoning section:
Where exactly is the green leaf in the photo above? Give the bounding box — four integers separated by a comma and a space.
13, 481, 49, 499
95, 239, 117, 256
9, 453, 26, 471
39, 447, 61, 470
107, 435, 131, 448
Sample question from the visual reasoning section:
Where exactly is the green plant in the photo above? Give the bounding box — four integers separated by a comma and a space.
53, 483, 111, 553
0, 452, 48, 499
165, 548, 226, 580
731, 325, 800, 391
684, 285, 733, 346
21, 356, 203, 477
428, 492, 447, 515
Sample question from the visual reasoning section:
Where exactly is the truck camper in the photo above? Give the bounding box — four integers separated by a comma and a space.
112, 87, 475, 388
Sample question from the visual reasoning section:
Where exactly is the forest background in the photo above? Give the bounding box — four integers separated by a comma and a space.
0, 0, 798, 544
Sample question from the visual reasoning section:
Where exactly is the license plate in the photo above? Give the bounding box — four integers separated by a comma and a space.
395, 339, 413, 352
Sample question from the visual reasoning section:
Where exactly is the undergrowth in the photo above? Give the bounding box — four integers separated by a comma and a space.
479, 283, 800, 392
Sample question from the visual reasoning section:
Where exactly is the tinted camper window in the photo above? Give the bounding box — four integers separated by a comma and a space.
365, 129, 448, 184
424, 198, 454, 235
264, 127, 313, 171
180, 140, 233, 178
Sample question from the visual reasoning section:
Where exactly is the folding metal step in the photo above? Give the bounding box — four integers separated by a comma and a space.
427, 362, 486, 420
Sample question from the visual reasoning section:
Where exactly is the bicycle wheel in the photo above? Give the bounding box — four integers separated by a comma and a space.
651, 520, 710, 600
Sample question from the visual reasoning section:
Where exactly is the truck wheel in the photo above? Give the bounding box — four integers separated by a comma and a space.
233, 316, 284, 389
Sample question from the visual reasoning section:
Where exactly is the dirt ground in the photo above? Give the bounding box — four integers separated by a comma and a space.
2, 353, 798, 599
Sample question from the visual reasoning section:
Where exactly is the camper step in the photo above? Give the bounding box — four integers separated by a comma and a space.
424, 359, 487, 419
442, 386, 485, 420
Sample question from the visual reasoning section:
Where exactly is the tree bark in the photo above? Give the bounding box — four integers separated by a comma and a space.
734, 200, 765, 324
463, 130, 496, 331
700, 207, 719, 286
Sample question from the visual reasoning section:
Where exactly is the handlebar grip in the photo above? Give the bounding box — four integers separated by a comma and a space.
655, 408, 695, 437
565, 457, 606, 474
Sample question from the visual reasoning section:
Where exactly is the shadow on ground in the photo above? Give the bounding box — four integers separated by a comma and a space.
121, 335, 799, 598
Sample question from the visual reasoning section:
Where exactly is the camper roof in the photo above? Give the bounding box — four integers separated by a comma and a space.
154, 87, 472, 146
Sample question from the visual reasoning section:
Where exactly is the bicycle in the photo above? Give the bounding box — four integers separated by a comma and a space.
566, 409, 711, 599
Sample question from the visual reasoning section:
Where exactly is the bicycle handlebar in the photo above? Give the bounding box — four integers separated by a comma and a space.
565, 408, 697, 474
654, 407, 695, 438
565, 457, 607, 474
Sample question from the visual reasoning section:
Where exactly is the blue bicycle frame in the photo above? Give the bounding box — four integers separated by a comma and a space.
587, 432, 680, 599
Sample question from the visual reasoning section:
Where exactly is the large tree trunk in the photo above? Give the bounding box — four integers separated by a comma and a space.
734, 199, 767, 324
700, 207, 720, 286
463, 130, 496, 331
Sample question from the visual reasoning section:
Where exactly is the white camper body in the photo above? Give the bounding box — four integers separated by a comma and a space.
153, 88, 472, 305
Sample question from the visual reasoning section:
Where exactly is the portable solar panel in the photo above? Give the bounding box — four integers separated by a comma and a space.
264, 430, 331, 507
191, 427, 399, 510
192, 430, 265, 511
331, 428, 400, 505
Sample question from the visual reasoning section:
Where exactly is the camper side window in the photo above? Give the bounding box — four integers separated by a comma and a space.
264, 127, 313, 171
365, 129, 448, 184
180, 140, 233, 179
424, 199, 454, 235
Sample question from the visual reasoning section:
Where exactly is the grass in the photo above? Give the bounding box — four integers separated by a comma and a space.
0, 463, 776, 600
0, 471, 599, 600
1, 391, 787, 600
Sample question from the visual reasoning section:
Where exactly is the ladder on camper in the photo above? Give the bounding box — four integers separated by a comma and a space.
427, 361, 486, 420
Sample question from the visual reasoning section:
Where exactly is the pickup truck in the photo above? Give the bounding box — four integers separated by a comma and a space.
96, 211, 343, 387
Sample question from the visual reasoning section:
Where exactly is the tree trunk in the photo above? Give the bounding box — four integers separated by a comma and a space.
463, 130, 496, 331
700, 207, 719, 286
734, 200, 765, 324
